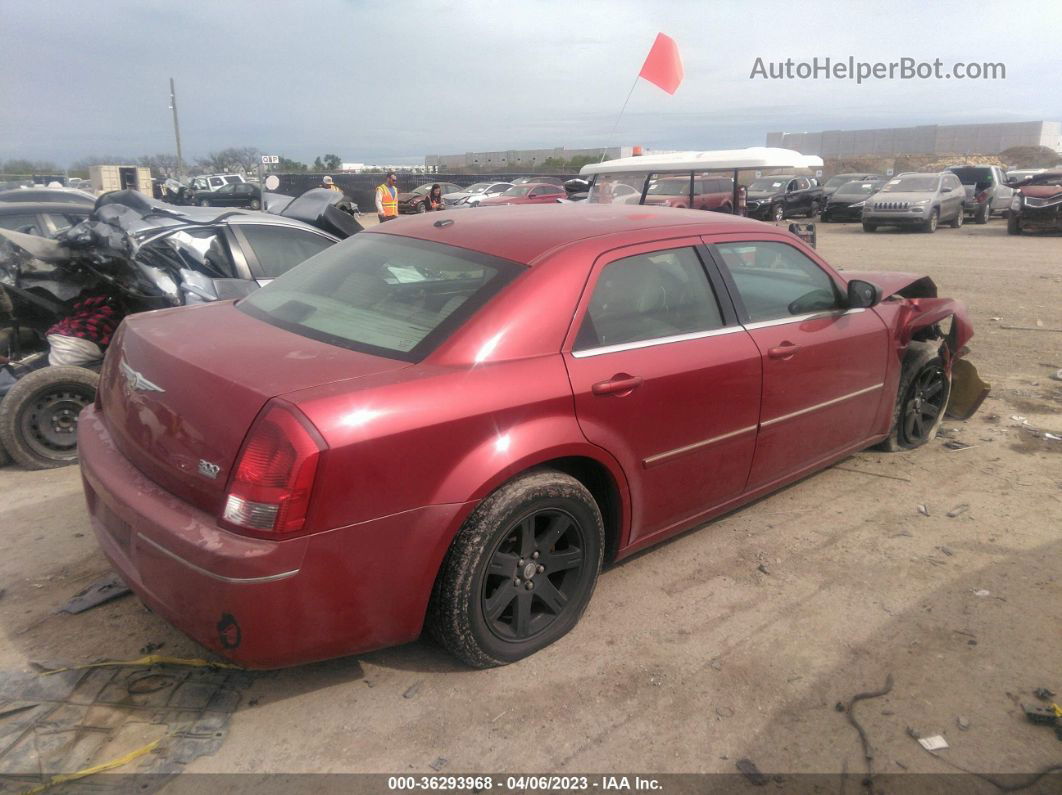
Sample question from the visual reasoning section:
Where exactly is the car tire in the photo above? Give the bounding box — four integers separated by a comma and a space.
428, 469, 604, 668
950, 208, 963, 228
0, 366, 99, 470
877, 343, 952, 452
198, 199, 210, 207
862, 222, 876, 232
0, 437, 11, 468
250, 199, 261, 210
1007, 214, 1022, 235
924, 209, 939, 233
417, 202, 427, 213
771, 204, 784, 222
975, 204, 989, 224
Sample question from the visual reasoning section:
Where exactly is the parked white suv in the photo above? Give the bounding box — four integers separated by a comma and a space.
189, 174, 246, 192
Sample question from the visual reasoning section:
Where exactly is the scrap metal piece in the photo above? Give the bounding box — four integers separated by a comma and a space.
59, 573, 131, 614
946, 358, 990, 420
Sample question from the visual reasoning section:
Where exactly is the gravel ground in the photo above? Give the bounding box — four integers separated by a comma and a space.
0, 215, 1059, 787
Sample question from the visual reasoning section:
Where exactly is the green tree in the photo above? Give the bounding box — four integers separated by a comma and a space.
277, 155, 307, 172
2, 158, 61, 175
566, 155, 598, 172
312, 156, 325, 172
322, 154, 342, 171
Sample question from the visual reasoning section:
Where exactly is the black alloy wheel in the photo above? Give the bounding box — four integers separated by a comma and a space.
481, 508, 589, 642
898, 362, 949, 447
429, 469, 604, 667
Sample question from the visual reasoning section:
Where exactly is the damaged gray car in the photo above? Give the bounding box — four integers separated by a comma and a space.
0, 188, 362, 469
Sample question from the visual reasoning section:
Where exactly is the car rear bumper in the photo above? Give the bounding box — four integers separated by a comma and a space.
78, 406, 470, 668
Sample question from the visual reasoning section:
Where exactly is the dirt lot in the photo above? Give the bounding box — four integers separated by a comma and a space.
0, 215, 1059, 787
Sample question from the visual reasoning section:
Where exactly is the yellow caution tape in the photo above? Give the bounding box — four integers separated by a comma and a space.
1054, 703, 1062, 719
39, 654, 242, 675
22, 737, 163, 795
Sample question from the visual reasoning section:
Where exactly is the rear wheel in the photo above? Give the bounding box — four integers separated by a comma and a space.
198, 198, 210, 207
950, 208, 963, 228
0, 366, 99, 469
250, 199, 261, 210
975, 204, 989, 224
428, 470, 604, 668
1007, 214, 1022, 235
878, 345, 951, 451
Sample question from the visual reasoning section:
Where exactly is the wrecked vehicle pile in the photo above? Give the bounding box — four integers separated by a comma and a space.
0, 189, 362, 469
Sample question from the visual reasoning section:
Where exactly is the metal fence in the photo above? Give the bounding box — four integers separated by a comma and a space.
274, 173, 579, 214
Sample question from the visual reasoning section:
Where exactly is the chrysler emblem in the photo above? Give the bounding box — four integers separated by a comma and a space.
120, 360, 165, 393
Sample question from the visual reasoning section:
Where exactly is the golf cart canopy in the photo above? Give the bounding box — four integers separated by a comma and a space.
579, 147, 824, 176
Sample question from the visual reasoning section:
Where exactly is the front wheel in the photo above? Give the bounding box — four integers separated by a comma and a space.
878, 346, 952, 452
417, 202, 427, 213
862, 222, 876, 232
950, 208, 963, 228
250, 199, 261, 210
0, 366, 99, 469
428, 470, 604, 668
771, 203, 784, 222
924, 209, 939, 233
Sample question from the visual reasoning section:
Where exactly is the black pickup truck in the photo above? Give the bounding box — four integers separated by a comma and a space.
745, 175, 824, 222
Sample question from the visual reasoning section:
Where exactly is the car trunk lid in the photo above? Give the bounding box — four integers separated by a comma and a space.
98, 301, 408, 514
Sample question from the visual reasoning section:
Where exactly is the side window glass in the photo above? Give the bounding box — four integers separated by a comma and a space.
240, 225, 334, 278
715, 241, 842, 322
137, 227, 238, 279
0, 214, 42, 234
574, 247, 724, 350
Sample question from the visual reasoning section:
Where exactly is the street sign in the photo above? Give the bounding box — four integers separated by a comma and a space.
815, 169, 822, 177
261, 155, 279, 164
264, 175, 280, 190
886, 168, 894, 176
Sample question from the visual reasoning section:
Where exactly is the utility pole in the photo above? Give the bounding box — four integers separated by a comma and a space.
169, 78, 184, 179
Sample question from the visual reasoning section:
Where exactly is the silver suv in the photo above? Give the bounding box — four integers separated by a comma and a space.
862, 172, 965, 233
946, 165, 1014, 224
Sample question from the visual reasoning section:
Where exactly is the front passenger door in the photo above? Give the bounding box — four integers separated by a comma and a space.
710, 238, 889, 489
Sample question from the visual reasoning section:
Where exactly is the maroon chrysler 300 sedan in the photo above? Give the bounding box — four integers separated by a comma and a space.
77, 205, 984, 668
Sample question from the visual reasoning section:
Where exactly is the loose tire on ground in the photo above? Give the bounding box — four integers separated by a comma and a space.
0, 366, 99, 470
877, 342, 952, 452
428, 469, 604, 668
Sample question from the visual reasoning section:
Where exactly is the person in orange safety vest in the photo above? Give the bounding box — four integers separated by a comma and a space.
375, 171, 399, 222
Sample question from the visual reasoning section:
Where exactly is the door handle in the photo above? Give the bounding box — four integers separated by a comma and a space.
768, 342, 800, 359
592, 374, 643, 396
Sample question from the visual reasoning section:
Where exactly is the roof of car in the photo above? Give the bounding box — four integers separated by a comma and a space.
0, 201, 93, 214
369, 204, 770, 265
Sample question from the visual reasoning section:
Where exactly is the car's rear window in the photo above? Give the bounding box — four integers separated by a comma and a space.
948, 167, 992, 185
238, 234, 524, 362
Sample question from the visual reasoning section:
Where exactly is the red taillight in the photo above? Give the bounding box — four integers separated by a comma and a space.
219, 401, 325, 537
975, 190, 988, 203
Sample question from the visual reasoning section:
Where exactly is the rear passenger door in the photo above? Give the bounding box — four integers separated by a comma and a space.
708, 237, 889, 489
563, 240, 762, 544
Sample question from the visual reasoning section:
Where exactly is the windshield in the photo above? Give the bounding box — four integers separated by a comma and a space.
1027, 172, 1062, 186
502, 186, 533, 197
411, 185, 433, 195
646, 178, 690, 196
464, 183, 491, 193
836, 181, 881, 196
949, 167, 992, 186
880, 176, 939, 193
749, 179, 786, 191
239, 234, 522, 361
587, 172, 646, 204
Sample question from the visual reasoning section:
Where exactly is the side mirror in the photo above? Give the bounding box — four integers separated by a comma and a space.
847, 279, 882, 309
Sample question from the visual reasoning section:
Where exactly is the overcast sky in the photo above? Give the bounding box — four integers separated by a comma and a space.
2, 0, 1060, 166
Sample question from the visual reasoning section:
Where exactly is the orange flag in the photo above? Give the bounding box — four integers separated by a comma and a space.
638, 33, 683, 95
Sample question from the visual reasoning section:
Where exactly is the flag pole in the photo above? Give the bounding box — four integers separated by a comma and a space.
600, 74, 640, 162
